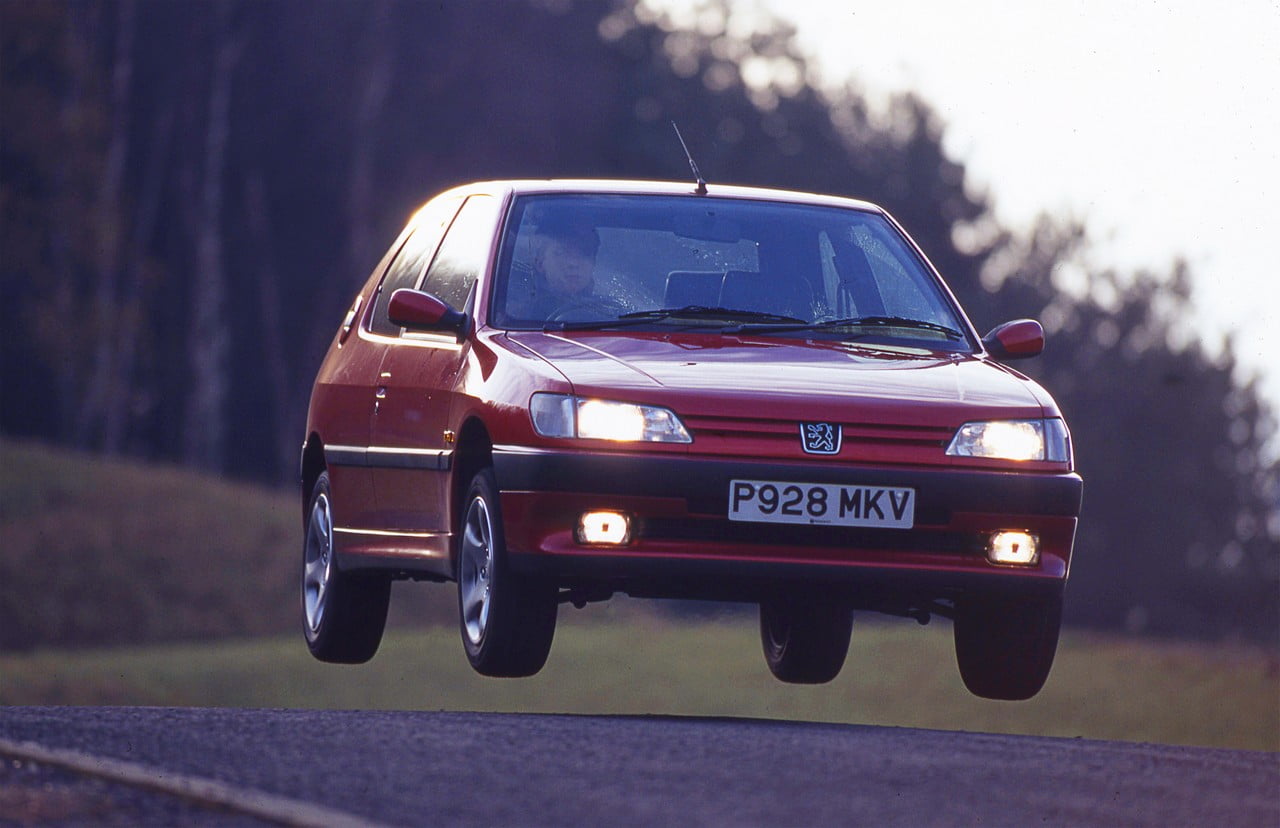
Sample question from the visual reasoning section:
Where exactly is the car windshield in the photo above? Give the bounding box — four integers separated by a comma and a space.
490, 194, 973, 351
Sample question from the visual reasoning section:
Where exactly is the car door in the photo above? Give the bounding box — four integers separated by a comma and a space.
370, 193, 503, 536
311, 211, 448, 531
329, 194, 460, 529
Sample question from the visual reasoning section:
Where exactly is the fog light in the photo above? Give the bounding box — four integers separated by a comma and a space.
577, 511, 631, 545
988, 531, 1039, 565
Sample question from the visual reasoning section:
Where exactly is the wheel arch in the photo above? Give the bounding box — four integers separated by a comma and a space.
300, 434, 327, 521
451, 416, 495, 570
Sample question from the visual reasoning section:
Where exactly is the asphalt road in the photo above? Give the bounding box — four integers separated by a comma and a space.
1, 707, 1276, 826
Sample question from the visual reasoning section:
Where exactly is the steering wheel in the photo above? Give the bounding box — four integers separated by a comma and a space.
546, 295, 630, 323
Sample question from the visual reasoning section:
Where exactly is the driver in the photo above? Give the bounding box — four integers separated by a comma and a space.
508, 216, 600, 320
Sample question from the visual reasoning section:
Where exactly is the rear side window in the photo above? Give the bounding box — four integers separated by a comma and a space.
368, 196, 462, 336
420, 194, 501, 311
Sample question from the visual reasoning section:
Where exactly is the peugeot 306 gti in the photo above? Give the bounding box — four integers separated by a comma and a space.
301, 179, 1082, 700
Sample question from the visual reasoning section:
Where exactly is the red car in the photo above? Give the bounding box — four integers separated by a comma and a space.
301, 179, 1081, 700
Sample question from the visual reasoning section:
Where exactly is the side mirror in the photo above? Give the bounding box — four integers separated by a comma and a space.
982, 319, 1044, 361
388, 289, 469, 340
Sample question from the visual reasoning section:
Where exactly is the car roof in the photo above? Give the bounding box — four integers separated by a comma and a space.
442, 179, 886, 214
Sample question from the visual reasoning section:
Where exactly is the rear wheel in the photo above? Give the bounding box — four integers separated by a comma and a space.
953, 588, 1063, 700
302, 471, 391, 663
759, 595, 853, 684
457, 468, 557, 677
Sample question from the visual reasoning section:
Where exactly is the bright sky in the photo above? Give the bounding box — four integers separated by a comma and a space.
648, 0, 1280, 412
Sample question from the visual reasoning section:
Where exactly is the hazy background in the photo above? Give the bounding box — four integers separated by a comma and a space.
754, 0, 1280, 414
1, 0, 1276, 652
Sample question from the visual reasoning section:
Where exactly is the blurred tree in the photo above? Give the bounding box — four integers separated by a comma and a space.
979, 218, 1279, 640
0, 0, 1274, 642
183, 1, 244, 472
75, 0, 134, 452
2, 1, 113, 445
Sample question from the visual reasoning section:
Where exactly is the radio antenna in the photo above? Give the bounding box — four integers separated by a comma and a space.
671, 121, 707, 195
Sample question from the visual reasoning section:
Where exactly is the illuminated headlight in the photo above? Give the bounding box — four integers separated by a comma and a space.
946, 418, 1070, 462
530, 393, 692, 443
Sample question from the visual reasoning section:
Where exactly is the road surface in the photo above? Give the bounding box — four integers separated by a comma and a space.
1, 707, 1276, 825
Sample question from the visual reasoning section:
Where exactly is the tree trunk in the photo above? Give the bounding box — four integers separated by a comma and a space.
45, 0, 99, 443
244, 170, 302, 482
183, 3, 243, 472
77, 0, 135, 452
109, 90, 175, 454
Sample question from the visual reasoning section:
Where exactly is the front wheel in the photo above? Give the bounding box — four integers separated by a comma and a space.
457, 468, 557, 677
302, 471, 391, 664
759, 595, 852, 684
953, 588, 1063, 700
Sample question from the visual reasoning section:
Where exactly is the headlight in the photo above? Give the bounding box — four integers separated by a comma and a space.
946, 418, 1070, 462
530, 393, 692, 443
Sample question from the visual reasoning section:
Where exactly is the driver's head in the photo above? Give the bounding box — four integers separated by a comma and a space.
536, 218, 598, 297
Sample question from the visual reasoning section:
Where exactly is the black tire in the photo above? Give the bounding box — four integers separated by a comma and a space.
759, 595, 853, 684
457, 468, 557, 677
301, 471, 391, 664
953, 588, 1063, 700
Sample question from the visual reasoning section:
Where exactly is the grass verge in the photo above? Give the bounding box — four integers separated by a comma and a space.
2, 599, 1275, 752
0, 438, 452, 651
0, 439, 299, 649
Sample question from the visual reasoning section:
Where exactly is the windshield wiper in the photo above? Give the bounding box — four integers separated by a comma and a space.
548, 305, 805, 331
729, 315, 966, 340
619, 305, 806, 324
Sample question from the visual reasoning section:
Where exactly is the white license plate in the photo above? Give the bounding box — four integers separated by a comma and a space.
728, 479, 915, 529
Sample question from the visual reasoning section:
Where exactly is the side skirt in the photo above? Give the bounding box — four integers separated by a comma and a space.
333, 526, 454, 581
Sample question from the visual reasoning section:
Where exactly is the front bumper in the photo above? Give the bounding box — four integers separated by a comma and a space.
492, 446, 1081, 603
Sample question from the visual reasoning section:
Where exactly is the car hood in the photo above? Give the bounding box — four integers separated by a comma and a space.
505, 331, 1053, 425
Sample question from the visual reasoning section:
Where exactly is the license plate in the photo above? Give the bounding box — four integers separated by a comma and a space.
728, 479, 915, 529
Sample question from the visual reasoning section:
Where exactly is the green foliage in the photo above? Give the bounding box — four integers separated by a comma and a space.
1, 618, 1275, 752
971, 221, 1280, 640
1, 2, 107, 441
1, 0, 1275, 643
0, 0, 994, 477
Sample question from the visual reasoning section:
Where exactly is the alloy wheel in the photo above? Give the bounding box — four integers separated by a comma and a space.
303, 491, 334, 634
460, 494, 495, 646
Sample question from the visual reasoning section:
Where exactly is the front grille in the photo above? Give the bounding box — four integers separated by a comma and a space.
681, 414, 951, 464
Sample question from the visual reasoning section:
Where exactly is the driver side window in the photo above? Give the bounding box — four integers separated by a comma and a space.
368, 196, 462, 337
420, 195, 500, 311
